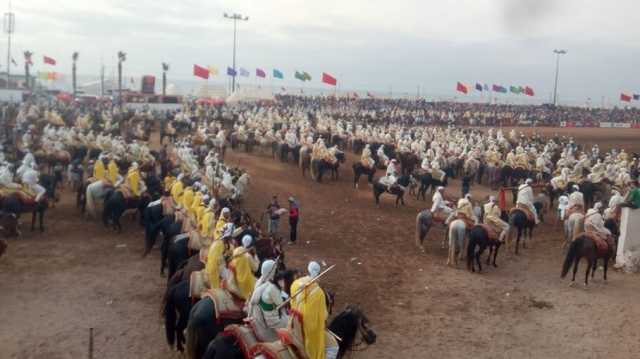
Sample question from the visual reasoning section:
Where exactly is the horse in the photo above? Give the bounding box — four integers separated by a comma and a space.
102, 189, 151, 232
411, 170, 447, 201
415, 209, 448, 253
352, 162, 376, 188
508, 202, 543, 255
561, 233, 614, 286
467, 225, 502, 272
398, 151, 419, 176
447, 219, 467, 267
373, 175, 411, 207
81, 179, 113, 218
202, 305, 376, 359
0, 192, 48, 233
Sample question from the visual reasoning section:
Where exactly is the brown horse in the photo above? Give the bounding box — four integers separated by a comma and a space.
561, 233, 614, 286
0, 192, 48, 233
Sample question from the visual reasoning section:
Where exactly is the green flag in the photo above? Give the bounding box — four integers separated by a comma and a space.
302, 71, 312, 81
294, 71, 305, 81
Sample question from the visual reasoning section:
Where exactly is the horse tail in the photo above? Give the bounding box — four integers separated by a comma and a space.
163, 283, 177, 348
562, 236, 583, 278
85, 183, 96, 218
185, 320, 199, 359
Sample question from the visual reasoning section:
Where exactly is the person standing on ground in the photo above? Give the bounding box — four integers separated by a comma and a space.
266, 195, 281, 236
288, 196, 299, 244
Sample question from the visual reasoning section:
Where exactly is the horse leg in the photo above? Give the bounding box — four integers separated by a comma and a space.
486, 245, 492, 265
400, 194, 405, 206
585, 259, 593, 286
571, 255, 580, 283
603, 255, 609, 281
31, 210, 36, 232
39, 208, 45, 232
476, 245, 485, 272
515, 230, 521, 255
492, 243, 500, 267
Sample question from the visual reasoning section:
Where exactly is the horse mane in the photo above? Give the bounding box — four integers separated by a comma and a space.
328, 305, 364, 357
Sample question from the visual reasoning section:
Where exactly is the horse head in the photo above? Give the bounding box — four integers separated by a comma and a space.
329, 305, 377, 357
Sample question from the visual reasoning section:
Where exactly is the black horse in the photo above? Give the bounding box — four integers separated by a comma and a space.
102, 189, 151, 232
311, 153, 346, 183
373, 175, 411, 207
561, 233, 614, 286
411, 170, 447, 201
0, 192, 48, 233
202, 305, 376, 359
352, 162, 376, 188
467, 225, 502, 272
508, 202, 543, 255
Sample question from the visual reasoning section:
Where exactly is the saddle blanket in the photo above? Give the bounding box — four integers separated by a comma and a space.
454, 213, 475, 229
477, 224, 500, 241
432, 209, 448, 224
564, 205, 584, 220
0, 186, 37, 205
189, 270, 209, 299
510, 204, 535, 223
201, 288, 246, 322
580, 231, 614, 256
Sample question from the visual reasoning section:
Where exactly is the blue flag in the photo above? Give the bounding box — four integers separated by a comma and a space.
475, 83, 483, 91
226, 67, 237, 76
634, 94, 640, 101
273, 69, 283, 79
239, 67, 250, 77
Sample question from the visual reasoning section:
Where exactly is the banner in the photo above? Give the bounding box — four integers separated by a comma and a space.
613, 123, 632, 128
599, 122, 612, 128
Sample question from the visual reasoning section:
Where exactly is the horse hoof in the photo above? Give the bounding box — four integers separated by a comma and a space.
568, 282, 575, 287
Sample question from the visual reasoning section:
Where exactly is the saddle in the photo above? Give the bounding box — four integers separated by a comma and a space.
0, 186, 37, 205
564, 204, 584, 220
432, 209, 448, 224
580, 231, 614, 256
201, 288, 246, 323
453, 213, 475, 229
510, 204, 535, 223
477, 224, 500, 241
189, 270, 209, 300
431, 169, 446, 182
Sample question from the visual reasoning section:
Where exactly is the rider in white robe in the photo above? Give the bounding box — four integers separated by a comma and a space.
431, 186, 453, 214
516, 179, 539, 224
21, 166, 46, 202
380, 159, 399, 189
585, 203, 611, 238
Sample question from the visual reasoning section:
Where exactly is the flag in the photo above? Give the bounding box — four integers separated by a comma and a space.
302, 72, 312, 81
634, 94, 640, 101
208, 66, 219, 76
456, 82, 469, 94
193, 64, 210, 79
524, 86, 535, 96
43, 56, 56, 65
280, 86, 286, 92
475, 83, 483, 91
48, 72, 58, 80
294, 71, 305, 81
239, 67, 250, 77
256, 68, 266, 78
24, 53, 33, 65
620, 93, 632, 102
226, 67, 237, 76
273, 69, 283, 79
510, 86, 522, 94
322, 72, 337, 86
492, 84, 507, 93
483, 84, 489, 91
38, 71, 58, 80
11, 58, 17, 66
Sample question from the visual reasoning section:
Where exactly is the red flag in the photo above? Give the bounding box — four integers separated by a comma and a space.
620, 93, 632, 102
193, 64, 209, 79
322, 72, 337, 86
524, 86, 535, 96
456, 82, 469, 94
43, 56, 56, 65
256, 68, 266, 78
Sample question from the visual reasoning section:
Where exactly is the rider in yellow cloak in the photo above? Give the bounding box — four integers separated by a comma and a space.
227, 235, 259, 300
289, 261, 328, 359
126, 162, 141, 196
107, 159, 119, 185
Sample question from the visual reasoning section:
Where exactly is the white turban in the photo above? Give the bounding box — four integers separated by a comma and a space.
489, 196, 496, 202
308, 261, 321, 278
259, 260, 276, 283
526, 178, 533, 185
573, 184, 580, 191
242, 235, 253, 248
221, 207, 230, 214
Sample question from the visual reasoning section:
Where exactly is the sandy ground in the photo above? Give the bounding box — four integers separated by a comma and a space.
1, 127, 640, 359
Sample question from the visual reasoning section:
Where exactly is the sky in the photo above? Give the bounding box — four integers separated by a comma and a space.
5, 0, 640, 104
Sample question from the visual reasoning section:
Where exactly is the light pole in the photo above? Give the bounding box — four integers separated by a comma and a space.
117, 51, 126, 107
552, 49, 567, 106
223, 12, 249, 93
162, 62, 169, 96
3, 9, 15, 89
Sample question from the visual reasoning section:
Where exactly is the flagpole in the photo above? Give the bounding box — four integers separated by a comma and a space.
4, 2, 15, 89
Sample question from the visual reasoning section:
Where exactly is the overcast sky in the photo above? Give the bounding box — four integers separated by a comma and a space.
7, 0, 640, 103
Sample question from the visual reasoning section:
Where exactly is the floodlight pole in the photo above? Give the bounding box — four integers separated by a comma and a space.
552, 49, 567, 106
224, 13, 249, 93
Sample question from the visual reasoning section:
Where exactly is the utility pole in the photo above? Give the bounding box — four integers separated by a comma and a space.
552, 49, 567, 106
3, 3, 15, 89
223, 12, 249, 93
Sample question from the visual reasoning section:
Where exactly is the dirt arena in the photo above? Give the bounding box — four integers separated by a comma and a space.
1, 126, 640, 359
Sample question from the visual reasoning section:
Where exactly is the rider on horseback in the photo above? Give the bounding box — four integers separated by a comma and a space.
247, 259, 289, 342
21, 164, 46, 202
226, 235, 260, 300
432, 186, 453, 222
380, 159, 399, 191
517, 179, 540, 224
585, 202, 611, 240
484, 196, 509, 242
361, 144, 375, 169
566, 185, 584, 219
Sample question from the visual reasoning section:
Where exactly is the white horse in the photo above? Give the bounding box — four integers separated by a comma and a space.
564, 212, 584, 248
85, 180, 112, 219
233, 173, 250, 202
447, 219, 467, 267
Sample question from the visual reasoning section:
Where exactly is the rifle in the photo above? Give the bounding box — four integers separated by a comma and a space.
276, 264, 335, 311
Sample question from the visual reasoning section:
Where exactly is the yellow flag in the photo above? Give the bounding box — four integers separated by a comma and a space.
208, 66, 219, 76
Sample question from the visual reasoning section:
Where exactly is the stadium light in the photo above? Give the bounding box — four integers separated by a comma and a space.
553, 49, 568, 106
223, 12, 249, 93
